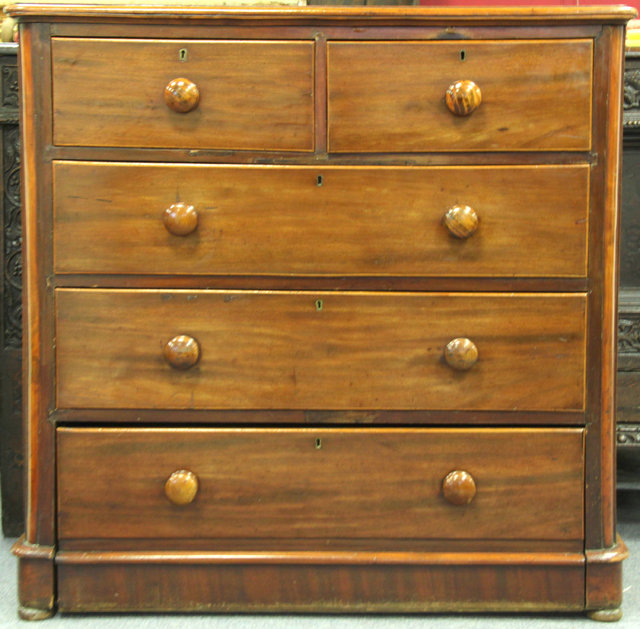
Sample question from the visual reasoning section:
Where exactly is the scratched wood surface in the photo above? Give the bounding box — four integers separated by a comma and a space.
55, 560, 586, 612
51, 38, 315, 151
53, 162, 589, 277
328, 40, 593, 152
55, 289, 586, 411
56, 426, 584, 542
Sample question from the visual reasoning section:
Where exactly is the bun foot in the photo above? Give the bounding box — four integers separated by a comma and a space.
18, 606, 55, 621
587, 608, 623, 622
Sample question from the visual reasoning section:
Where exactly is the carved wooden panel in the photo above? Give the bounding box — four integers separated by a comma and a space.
617, 50, 640, 489
0, 42, 23, 536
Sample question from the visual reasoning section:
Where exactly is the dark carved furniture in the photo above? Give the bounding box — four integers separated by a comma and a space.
619, 48, 640, 491
0, 40, 22, 537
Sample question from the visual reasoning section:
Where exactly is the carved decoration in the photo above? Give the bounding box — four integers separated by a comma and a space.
617, 424, 640, 446
617, 315, 640, 354
0, 49, 23, 536
624, 69, 640, 110
1, 64, 18, 108
623, 59, 640, 129
3, 124, 21, 349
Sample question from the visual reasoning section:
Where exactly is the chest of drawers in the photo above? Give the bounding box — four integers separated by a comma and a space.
8, 3, 635, 621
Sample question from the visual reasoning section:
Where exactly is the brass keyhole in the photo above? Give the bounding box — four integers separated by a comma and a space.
315, 299, 323, 311
179, 48, 188, 62
315, 438, 322, 449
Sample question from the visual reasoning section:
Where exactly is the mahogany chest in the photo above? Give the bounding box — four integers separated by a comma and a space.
7, 3, 635, 620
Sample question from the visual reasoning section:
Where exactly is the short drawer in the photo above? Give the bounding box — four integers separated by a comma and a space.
55, 289, 586, 411
328, 40, 592, 152
57, 427, 584, 545
51, 38, 314, 151
53, 162, 589, 278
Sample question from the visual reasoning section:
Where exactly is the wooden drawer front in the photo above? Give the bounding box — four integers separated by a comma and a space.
57, 427, 584, 543
53, 162, 589, 277
55, 290, 586, 411
328, 40, 592, 152
51, 38, 314, 151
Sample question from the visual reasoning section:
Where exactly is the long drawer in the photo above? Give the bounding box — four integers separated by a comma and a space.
57, 427, 584, 544
51, 38, 315, 151
328, 40, 592, 152
55, 289, 586, 411
53, 162, 589, 277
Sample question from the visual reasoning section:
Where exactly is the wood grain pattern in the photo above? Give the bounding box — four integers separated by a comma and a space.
586, 536, 628, 612
55, 289, 587, 411
57, 427, 584, 543
163, 77, 199, 114
19, 22, 57, 553
10, 4, 634, 617
53, 162, 589, 277
328, 40, 592, 152
445, 79, 482, 117
598, 24, 626, 551
52, 38, 314, 151
12, 536, 55, 619
6, 4, 636, 23
56, 560, 585, 612
51, 408, 586, 427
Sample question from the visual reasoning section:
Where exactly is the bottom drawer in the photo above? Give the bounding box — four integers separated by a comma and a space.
57, 427, 584, 547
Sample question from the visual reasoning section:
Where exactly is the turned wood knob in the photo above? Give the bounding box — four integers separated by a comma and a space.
163, 335, 200, 370
164, 77, 200, 113
442, 470, 477, 505
163, 202, 198, 236
444, 337, 478, 371
445, 80, 482, 116
443, 204, 479, 239
165, 469, 199, 505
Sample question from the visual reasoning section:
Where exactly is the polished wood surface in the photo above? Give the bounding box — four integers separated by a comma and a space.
55, 289, 586, 411
7, 4, 636, 23
53, 162, 589, 277
9, 4, 631, 618
445, 80, 482, 117
52, 38, 315, 151
163, 77, 199, 114
162, 202, 198, 237
443, 204, 479, 240
57, 427, 584, 543
164, 470, 199, 506
56, 560, 585, 612
443, 337, 479, 372
328, 40, 592, 152
442, 470, 477, 506
163, 334, 200, 371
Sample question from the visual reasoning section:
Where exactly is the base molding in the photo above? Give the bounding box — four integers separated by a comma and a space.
17, 606, 55, 622
55, 549, 585, 613
586, 535, 628, 614
12, 535, 56, 620
587, 607, 623, 622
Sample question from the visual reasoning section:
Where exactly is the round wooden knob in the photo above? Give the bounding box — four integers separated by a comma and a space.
443, 204, 479, 239
442, 470, 476, 506
163, 203, 198, 236
445, 80, 482, 116
164, 77, 199, 113
165, 469, 199, 506
444, 337, 478, 371
163, 335, 200, 370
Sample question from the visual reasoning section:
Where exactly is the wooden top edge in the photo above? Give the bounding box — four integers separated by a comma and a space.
4, 3, 637, 23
